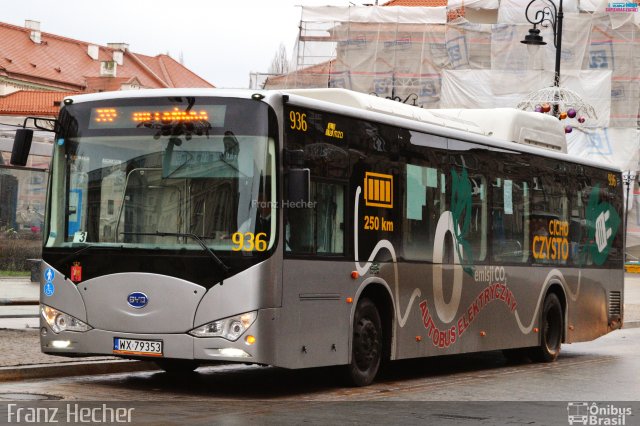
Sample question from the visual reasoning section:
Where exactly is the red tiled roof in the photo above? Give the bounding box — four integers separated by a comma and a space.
264, 60, 334, 89
0, 21, 214, 92
0, 90, 78, 116
382, 0, 464, 20
383, 0, 447, 6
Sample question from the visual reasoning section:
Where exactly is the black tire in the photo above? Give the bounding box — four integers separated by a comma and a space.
347, 298, 382, 387
529, 293, 563, 362
154, 359, 199, 374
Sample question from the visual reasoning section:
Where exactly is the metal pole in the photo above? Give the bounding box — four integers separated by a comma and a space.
554, 0, 563, 88
553, 0, 563, 117
624, 172, 632, 263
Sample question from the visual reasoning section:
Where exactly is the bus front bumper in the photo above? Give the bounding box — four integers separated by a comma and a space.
39, 308, 278, 365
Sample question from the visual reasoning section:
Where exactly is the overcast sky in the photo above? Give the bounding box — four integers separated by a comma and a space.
2, 0, 356, 88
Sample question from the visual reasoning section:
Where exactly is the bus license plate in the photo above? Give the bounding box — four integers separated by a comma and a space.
113, 338, 163, 357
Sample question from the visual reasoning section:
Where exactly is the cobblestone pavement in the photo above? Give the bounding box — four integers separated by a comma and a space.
0, 277, 37, 302
0, 329, 115, 367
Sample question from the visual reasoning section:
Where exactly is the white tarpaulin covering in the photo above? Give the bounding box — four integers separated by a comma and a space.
580, 0, 640, 27
567, 127, 640, 172
440, 69, 612, 127
449, 0, 500, 9
300, 6, 447, 24
490, 14, 593, 74
498, 0, 579, 23
286, 5, 639, 129
281, 4, 640, 250
580, 0, 603, 11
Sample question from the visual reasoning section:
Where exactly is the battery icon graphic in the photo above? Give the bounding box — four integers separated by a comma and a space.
364, 172, 393, 209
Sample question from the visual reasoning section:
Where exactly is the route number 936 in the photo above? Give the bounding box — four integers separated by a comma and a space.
232, 232, 268, 252
289, 111, 307, 132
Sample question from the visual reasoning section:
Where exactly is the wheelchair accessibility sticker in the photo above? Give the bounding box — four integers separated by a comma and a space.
43, 268, 55, 297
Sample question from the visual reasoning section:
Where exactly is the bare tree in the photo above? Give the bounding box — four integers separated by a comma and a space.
268, 43, 290, 75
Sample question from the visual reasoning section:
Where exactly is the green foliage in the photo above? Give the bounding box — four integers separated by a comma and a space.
0, 270, 30, 277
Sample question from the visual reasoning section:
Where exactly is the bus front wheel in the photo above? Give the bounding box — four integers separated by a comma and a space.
347, 298, 382, 387
530, 293, 563, 362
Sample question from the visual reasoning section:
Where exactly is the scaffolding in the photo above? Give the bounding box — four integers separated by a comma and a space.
266, 1, 640, 248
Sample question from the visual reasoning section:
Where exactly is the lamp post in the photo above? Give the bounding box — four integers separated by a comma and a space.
516, 0, 594, 127
521, 0, 564, 89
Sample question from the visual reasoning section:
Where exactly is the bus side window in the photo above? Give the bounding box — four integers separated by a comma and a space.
285, 189, 314, 253
467, 173, 488, 262
570, 184, 590, 266
315, 182, 345, 254
570, 169, 623, 268
530, 163, 569, 265
404, 163, 445, 262
491, 177, 530, 264
285, 181, 345, 255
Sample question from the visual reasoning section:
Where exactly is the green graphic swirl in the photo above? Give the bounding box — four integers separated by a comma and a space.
451, 168, 474, 276
584, 184, 620, 266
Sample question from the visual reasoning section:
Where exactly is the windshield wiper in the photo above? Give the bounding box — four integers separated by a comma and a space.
120, 231, 230, 275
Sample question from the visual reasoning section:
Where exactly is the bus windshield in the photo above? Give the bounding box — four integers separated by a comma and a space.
46, 96, 276, 254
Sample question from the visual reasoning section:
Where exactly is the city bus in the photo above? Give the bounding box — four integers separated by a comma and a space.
11, 88, 624, 386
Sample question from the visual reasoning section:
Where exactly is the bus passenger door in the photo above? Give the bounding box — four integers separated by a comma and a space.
282, 179, 352, 368
281, 106, 352, 368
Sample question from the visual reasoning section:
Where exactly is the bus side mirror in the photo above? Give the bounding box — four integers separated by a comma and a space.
11, 128, 34, 166
287, 168, 310, 204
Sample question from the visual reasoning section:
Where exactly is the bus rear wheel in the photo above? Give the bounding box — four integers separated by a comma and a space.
530, 293, 563, 362
154, 359, 200, 374
347, 298, 382, 387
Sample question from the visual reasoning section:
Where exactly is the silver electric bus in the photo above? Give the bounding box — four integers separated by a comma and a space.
11, 88, 624, 386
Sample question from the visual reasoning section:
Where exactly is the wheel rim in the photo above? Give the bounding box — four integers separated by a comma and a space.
353, 317, 380, 372
544, 304, 562, 354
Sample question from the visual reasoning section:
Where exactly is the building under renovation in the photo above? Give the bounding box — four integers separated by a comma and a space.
264, 0, 640, 254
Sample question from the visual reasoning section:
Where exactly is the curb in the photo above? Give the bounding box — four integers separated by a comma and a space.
0, 300, 38, 306
623, 321, 640, 330
0, 360, 158, 382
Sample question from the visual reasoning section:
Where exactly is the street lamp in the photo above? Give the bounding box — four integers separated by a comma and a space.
518, 0, 597, 128
517, 0, 596, 130
521, 0, 564, 89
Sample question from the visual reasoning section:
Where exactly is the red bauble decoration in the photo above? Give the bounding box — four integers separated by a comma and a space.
541, 103, 551, 113
559, 112, 568, 120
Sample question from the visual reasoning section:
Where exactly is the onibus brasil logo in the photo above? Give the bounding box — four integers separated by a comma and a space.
606, 2, 638, 12
567, 402, 632, 425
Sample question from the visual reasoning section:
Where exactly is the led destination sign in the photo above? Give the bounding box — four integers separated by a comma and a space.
132, 108, 209, 123
89, 105, 226, 129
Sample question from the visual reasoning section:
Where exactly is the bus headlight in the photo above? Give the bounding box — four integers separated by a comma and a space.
189, 311, 256, 341
41, 305, 92, 333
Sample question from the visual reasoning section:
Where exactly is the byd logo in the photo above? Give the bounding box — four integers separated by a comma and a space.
127, 292, 149, 309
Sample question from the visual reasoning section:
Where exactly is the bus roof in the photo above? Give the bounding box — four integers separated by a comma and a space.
285, 88, 567, 154
62, 88, 618, 172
